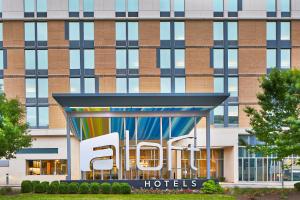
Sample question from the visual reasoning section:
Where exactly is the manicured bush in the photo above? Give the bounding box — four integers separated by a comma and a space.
0, 187, 12, 195
58, 182, 69, 194
41, 181, 49, 192
68, 182, 79, 194
100, 183, 111, 194
79, 182, 90, 194
34, 183, 45, 193
218, 177, 226, 182
294, 182, 300, 191
120, 183, 131, 194
90, 182, 100, 194
111, 182, 121, 194
47, 181, 59, 194
31, 181, 40, 191
21, 180, 33, 193
201, 180, 224, 194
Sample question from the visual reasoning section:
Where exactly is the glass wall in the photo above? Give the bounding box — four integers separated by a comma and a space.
26, 160, 67, 175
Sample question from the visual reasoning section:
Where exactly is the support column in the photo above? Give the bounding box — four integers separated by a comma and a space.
206, 113, 211, 179
66, 113, 71, 180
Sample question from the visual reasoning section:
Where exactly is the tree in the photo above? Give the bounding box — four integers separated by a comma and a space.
0, 94, 32, 159
244, 69, 300, 188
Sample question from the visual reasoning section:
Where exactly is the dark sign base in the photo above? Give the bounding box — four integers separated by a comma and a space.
64, 179, 216, 190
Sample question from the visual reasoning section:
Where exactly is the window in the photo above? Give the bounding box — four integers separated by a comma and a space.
128, 0, 138, 12
26, 160, 67, 175
26, 79, 36, 98
160, 49, 171, 69
214, 0, 224, 12
267, 22, 276, 40
128, 22, 138, 41
116, 22, 126, 41
116, 0, 126, 12
116, 78, 127, 93
228, 77, 238, 97
69, 0, 80, 12
25, 50, 36, 69
281, 49, 290, 69
175, 49, 185, 69
174, 22, 185, 40
228, 106, 239, 125
128, 78, 139, 93
280, 22, 290, 40
38, 107, 49, 127
84, 78, 95, 93
83, 0, 94, 12
160, 0, 170, 12
174, 0, 184, 12
116, 49, 126, 69
38, 79, 48, 98
26, 107, 37, 127
0, 0, 3, 14
214, 77, 224, 93
228, 49, 238, 69
214, 106, 224, 125
37, 22, 47, 41
0, 23, 3, 42
0, 51, 3, 70
174, 77, 185, 93
84, 49, 94, 69
37, 50, 48, 69
83, 22, 94, 41
24, 0, 35, 13
160, 22, 171, 40
128, 49, 139, 69
228, 22, 238, 41
70, 50, 80, 69
267, 49, 276, 68
70, 78, 81, 93
0, 78, 4, 93
25, 22, 35, 42
160, 77, 171, 93
267, 0, 276, 12
213, 49, 224, 69
69, 22, 80, 41
213, 22, 223, 41
228, 0, 238, 12
281, 0, 290, 12
37, 0, 47, 13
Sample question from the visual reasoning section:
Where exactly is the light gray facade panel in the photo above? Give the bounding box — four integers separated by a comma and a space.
2, 0, 24, 19
94, 0, 115, 18
47, 0, 68, 19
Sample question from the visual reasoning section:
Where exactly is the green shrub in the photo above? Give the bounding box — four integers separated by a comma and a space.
219, 177, 226, 182
68, 182, 79, 194
0, 187, 12, 195
21, 180, 32, 193
58, 182, 69, 194
79, 182, 90, 194
100, 183, 111, 194
201, 180, 224, 194
41, 182, 49, 192
31, 181, 40, 191
294, 182, 300, 191
47, 182, 59, 194
111, 182, 121, 194
90, 182, 100, 194
120, 183, 131, 194
34, 183, 45, 193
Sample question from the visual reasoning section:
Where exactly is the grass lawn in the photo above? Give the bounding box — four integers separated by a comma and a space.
0, 194, 235, 200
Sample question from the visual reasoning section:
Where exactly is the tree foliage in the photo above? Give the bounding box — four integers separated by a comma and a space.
0, 94, 31, 159
244, 69, 300, 161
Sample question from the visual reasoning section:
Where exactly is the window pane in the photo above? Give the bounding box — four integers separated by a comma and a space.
0, 50, 2, 69
128, 0, 138, 12
116, 49, 126, 69
25, 50, 36, 69
25, 22, 35, 41
229, 106, 239, 125
69, 0, 80, 12
129, 78, 139, 93
116, 78, 127, 93
160, 22, 170, 40
228, 49, 238, 69
175, 77, 185, 93
116, 0, 126, 12
38, 79, 48, 98
214, 106, 224, 124
70, 49, 80, 69
174, 22, 185, 40
228, 0, 238, 12
37, 50, 48, 70
228, 77, 238, 97
0, 0, 2, 13
128, 22, 138, 41
70, 78, 81, 93
84, 78, 95, 93
84, 49, 94, 69
281, 0, 290, 12
39, 107, 49, 127
267, 0, 276, 12
37, 0, 47, 12
213, 22, 223, 41
24, 0, 35, 12
174, 0, 184, 12
116, 22, 126, 41
267, 22, 276, 40
214, 0, 223, 12
281, 22, 290, 40
214, 77, 224, 93
228, 22, 238, 41
26, 107, 37, 127
175, 49, 185, 69
0, 23, 2, 41
267, 49, 276, 68
69, 22, 80, 41
84, 22, 94, 40
26, 79, 36, 98
160, 0, 170, 12
37, 23, 47, 41
281, 49, 290, 69
128, 49, 139, 69
213, 49, 224, 69
160, 77, 171, 93
0, 78, 4, 93
83, 0, 94, 12
160, 49, 171, 69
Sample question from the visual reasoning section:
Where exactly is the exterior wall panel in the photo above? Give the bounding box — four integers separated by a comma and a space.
139, 21, 160, 46
48, 21, 68, 47
140, 76, 160, 93
95, 48, 116, 76
95, 20, 115, 47
186, 48, 213, 75
186, 21, 213, 47
239, 48, 266, 74
48, 49, 69, 75
3, 77, 25, 103
139, 48, 160, 75
3, 21, 24, 47
99, 76, 116, 93
5, 49, 25, 75
239, 21, 266, 47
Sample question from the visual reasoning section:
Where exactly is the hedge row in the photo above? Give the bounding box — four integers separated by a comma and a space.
21, 180, 131, 194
